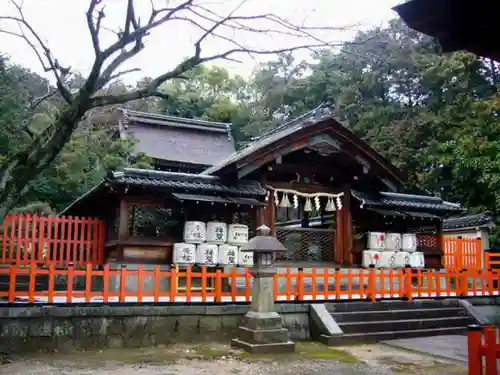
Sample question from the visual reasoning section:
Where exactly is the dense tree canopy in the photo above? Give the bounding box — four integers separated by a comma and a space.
1, 18, 500, 240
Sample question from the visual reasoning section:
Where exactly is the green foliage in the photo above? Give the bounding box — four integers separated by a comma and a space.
2, 17, 500, 244
0, 56, 151, 214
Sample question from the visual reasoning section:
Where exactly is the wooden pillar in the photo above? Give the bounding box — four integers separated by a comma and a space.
267, 191, 276, 236
341, 184, 354, 265
256, 206, 266, 227
118, 198, 129, 261
335, 209, 344, 264
436, 220, 444, 269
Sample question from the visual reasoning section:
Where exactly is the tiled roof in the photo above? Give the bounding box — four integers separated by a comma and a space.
351, 190, 462, 213
108, 168, 267, 197
202, 104, 331, 175
444, 212, 494, 230
202, 103, 403, 186
120, 109, 235, 166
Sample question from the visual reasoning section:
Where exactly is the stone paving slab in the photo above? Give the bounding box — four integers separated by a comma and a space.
382, 335, 467, 363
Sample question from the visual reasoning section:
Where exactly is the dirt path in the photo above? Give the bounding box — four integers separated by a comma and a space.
1, 342, 467, 375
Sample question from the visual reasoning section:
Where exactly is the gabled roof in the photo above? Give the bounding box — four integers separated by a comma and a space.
201, 103, 405, 190
119, 109, 235, 167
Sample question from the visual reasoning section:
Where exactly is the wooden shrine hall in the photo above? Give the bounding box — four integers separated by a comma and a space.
64, 105, 463, 268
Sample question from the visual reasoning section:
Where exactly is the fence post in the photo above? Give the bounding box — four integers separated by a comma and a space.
296, 268, 304, 301
367, 265, 377, 302
404, 265, 413, 301
215, 269, 222, 303
8, 263, 17, 303
484, 326, 498, 375
119, 265, 127, 303
468, 325, 483, 375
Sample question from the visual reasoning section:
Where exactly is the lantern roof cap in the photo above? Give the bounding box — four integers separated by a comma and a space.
240, 225, 288, 253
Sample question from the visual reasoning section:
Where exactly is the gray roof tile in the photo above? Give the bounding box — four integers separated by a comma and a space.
109, 168, 267, 197
444, 212, 494, 229
121, 110, 235, 166
351, 190, 462, 213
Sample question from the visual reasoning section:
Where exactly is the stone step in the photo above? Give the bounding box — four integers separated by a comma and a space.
338, 316, 470, 334
331, 307, 466, 322
321, 326, 467, 346
325, 299, 459, 312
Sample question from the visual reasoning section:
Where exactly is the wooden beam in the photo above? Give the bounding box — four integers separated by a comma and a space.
267, 162, 349, 178
266, 181, 341, 194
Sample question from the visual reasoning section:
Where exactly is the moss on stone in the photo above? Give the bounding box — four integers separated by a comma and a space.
238, 341, 360, 364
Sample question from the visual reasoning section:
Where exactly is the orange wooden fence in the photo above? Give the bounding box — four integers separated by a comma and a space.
1, 214, 105, 266
444, 237, 482, 270
468, 325, 500, 375
0, 264, 498, 304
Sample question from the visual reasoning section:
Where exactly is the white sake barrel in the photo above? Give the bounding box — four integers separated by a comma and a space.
385, 233, 402, 251
379, 251, 395, 268
183, 221, 206, 244
367, 232, 386, 250
228, 224, 249, 246
393, 251, 410, 268
239, 249, 254, 267
206, 221, 228, 244
409, 251, 425, 268
402, 233, 417, 252
362, 250, 381, 268
196, 243, 218, 266
218, 244, 238, 266
173, 243, 196, 265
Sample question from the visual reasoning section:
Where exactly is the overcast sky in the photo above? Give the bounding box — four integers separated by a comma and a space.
0, 0, 401, 84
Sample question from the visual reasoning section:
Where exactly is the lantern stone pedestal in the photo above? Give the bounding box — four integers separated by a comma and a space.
231, 226, 295, 354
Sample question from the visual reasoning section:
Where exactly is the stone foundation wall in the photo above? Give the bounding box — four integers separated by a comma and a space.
0, 303, 309, 353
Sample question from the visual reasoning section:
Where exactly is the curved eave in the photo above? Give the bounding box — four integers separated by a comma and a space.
203, 116, 406, 190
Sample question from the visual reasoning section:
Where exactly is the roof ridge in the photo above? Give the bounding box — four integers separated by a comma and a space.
250, 102, 333, 142
122, 109, 232, 132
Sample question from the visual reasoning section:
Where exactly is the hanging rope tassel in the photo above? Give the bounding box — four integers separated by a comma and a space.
279, 193, 291, 207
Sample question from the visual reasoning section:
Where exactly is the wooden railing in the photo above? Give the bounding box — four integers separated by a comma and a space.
468, 325, 500, 375
0, 264, 498, 304
1, 214, 105, 266
444, 237, 482, 270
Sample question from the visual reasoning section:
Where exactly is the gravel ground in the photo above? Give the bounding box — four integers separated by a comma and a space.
1, 342, 467, 375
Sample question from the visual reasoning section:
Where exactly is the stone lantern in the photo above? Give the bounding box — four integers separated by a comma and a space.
231, 225, 295, 353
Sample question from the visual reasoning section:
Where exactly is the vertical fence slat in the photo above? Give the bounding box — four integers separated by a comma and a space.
485, 327, 498, 375
56, 217, 63, 265
2, 216, 8, 263
48, 263, 55, 304
468, 325, 483, 375
85, 219, 92, 264
8, 264, 16, 303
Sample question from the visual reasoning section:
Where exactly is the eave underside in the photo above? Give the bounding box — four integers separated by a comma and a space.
395, 0, 500, 61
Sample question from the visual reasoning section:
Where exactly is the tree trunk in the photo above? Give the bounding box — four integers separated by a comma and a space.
0, 102, 88, 219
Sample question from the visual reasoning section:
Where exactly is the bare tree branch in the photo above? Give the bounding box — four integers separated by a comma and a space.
0, 0, 362, 217
0, 0, 73, 103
